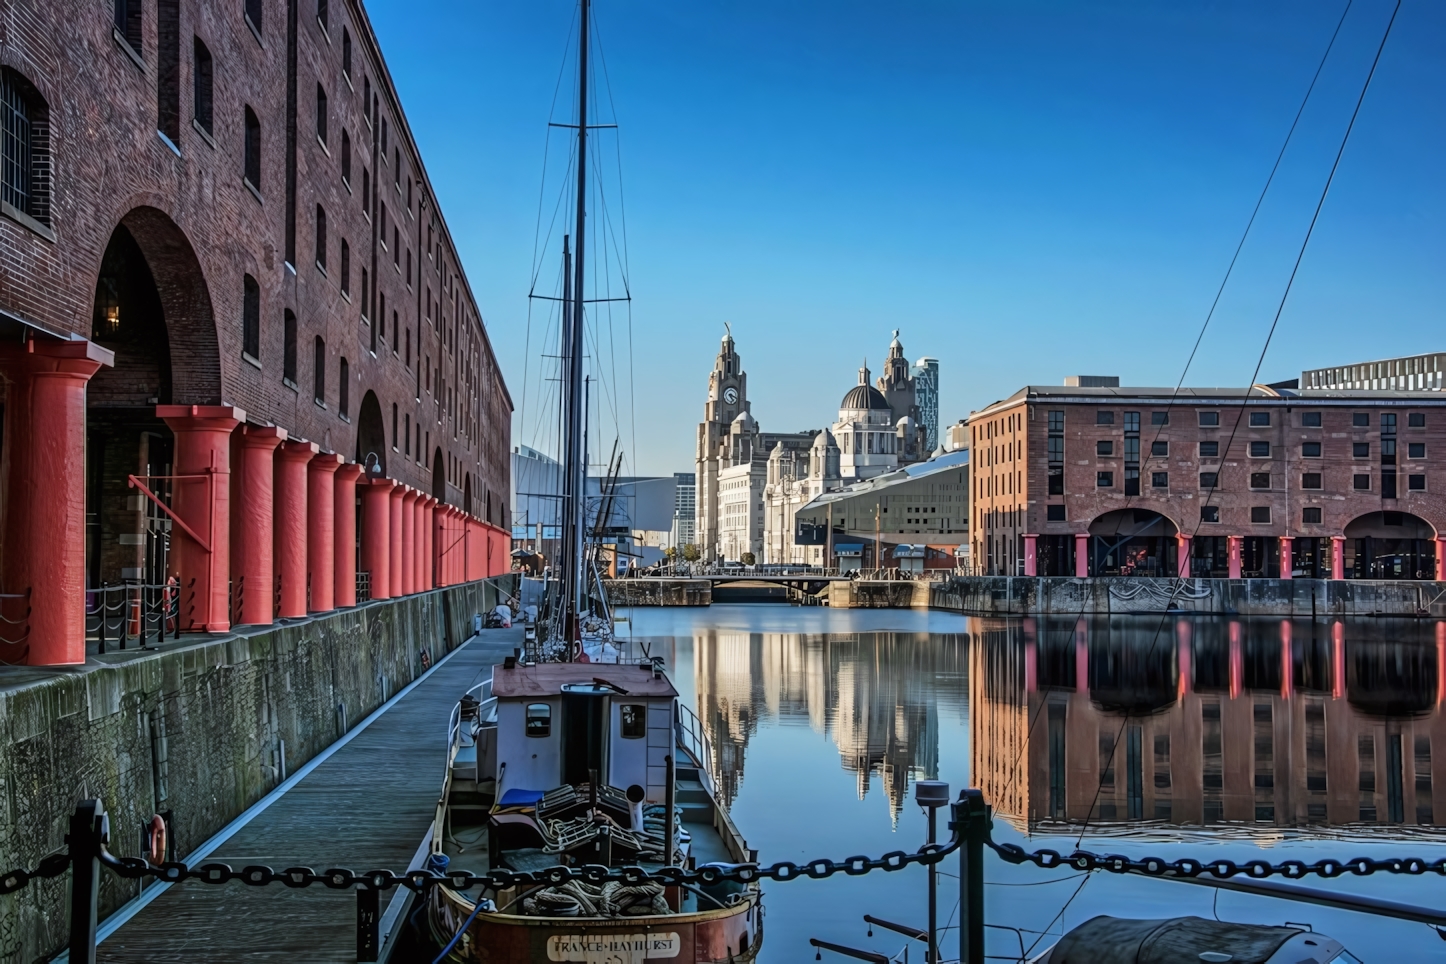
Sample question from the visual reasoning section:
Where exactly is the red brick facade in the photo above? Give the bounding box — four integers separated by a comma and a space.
969, 386, 1446, 580
0, 0, 511, 661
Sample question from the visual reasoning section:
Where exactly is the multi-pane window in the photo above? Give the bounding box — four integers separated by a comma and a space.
245, 0, 263, 34
1250, 507, 1271, 524
114, 0, 143, 53
1302, 412, 1322, 427
1200, 506, 1220, 523
1249, 473, 1270, 489
1352, 412, 1369, 427
1409, 443, 1426, 459
317, 0, 328, 30
1353, 442, 1370, 458
1409, 413, 1426, 428
1, 69, 50, 226
339, 357, 350, 417
1096, 440, 1113, 456
1249, 412, 1270, 427
193, 38, 213, 134
283, 309, 298, 384
1096, 472, 1113, 488
313, 337, 326, 404
158, 1, 181, 142
1303, 507, 1322, 524
1353, 474, 1371, 490
1302, 473, 1322, 489
1151, 411, 1168, 426
1249, 441, 1270, 457
242, 274, 261, 360
1408, 475, 1426, 491
1198, 411, 1219, 427
243, 106, 261, 189
1096, 411, 1114, 425
1199, 472, 1218, 489
1302, 442, 1321, 458
342, 28, 352, 78
1150, 441, 1168, 457
1199, 441, 1219, 458
315, 205, 327, 271
316, 83, 328, 145
1151, 472, 1168, 489
341, 129, 351, 183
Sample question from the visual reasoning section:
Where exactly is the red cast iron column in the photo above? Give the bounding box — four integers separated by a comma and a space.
236, 425, 286, 625
361, 478, 396, 600
389, 485, 405, 598
274, 439, 317, 618
400, 487, 419, 595
307, 453, 343, 612
158, 404, 243, 634
0, 339, 112, 664
334, 463, 365, 607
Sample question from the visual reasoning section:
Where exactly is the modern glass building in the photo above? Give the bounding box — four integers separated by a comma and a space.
913, 357, 940, 452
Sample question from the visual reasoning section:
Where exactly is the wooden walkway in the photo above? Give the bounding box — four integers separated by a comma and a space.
96, 629, 522, 963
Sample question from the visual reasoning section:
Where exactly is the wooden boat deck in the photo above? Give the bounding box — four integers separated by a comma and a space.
94, 628, 524, 963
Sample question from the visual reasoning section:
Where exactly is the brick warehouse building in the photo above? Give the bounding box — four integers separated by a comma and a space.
969, 385, 1446, 580
0, 0, 511, 664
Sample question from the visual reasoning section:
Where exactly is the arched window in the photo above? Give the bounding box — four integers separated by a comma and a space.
342, 28, 352, 78
339, 357, 350, 417
404, 413, 410, 455
1, 69, 52, 228
243, 105, 261, 189
341, 128, 351, 183
241, 274, 260, 360
315, 204, 326, 271
313, 336, 326, 404
283, 309, 297, 383
192, 38, 213, 135
340, 238, 350, 294
315, 83, 327, 144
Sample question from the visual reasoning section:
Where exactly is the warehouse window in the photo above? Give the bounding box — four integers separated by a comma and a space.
1250, 412, 1270, 427
243, 106, 261, 190
1251, 507, 1271, 524
1302, 442, 1321, 458
1250, 473, 1271, 489
282, 310, 297, 384
192, 38, 214, 134
1199, 441, 1219, 458
314, 205, 327, 272
339, 357, 350, 417
1249, 441, 1270, 458
1302, 507, 1322, 524
316, 83, 327, 145
341, 128, 351, 184
157, 0, 180, 143
1302, 473, 1322, 490
392, 403, 399, 450
1353, 474, 1371, 491
1199, 411, 1219, 427
317, 0, 328, 31
1302, 412, 1322, 427
1199, 472, 1218, 489
313, 337, 326, 405
1, 69, 51, 228
340, 239, 350, 295
1409, 413, 1425, 428
342, 28, 352, 78
245, 0, 262, 35
1200, 506, 1220, 523
241, 274, 260, 361
114, 0, 143, 55
1409, 475, 1426, 491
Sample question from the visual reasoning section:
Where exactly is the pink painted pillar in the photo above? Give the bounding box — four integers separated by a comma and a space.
1280, 619, 1293, 699
412, 495, 427, 592
400, 488, 419, 595
422, 497, 437, 589
1331, 536, 1346, 580
1023, 616, 1037, 694
158, 404, 243, 634
1022, 534, 1037, 577
274, 439, 318, 618
1074, 533, 1089, 578
1331, 620, 1346, 699
1227, 536, 1243, 580
388, 485, 405, 598
1176, 534, 1191, 578
361, 478, 396, 600
334, 464, 364, 607
307, 453, 342, 612
236, 426, 285, 625
1436, 539, 1445, 582
1279, 537, 1293, 580
1074, 617, 1089, 696
433, 505, 447, 587
1437, 622, 1446, 706
0, 339, 112, 663
1176, 619, 1192, 700
1228, 620, 1243, 700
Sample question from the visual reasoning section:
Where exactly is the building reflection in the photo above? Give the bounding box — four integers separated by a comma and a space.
691, 630, 968, 814
971, 616, 1446, 833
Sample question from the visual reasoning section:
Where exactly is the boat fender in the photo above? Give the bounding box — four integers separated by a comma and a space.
145, 814, 167, 865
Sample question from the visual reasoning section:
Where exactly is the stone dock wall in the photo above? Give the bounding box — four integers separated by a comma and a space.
603, 579, 713, 607
927, 576, 1446, 618
0, 576, 515, 964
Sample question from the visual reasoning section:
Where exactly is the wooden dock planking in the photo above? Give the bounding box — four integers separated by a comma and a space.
97, 629, 523, 963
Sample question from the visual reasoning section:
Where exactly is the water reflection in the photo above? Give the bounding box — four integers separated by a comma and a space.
974, 616, 1446, 833
691, 630, 968, 814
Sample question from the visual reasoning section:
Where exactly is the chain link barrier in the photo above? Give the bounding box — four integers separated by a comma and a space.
0, 851, 70, 896
988, 839, 1446, 882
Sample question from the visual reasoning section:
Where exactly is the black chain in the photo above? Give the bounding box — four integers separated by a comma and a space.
88, 842, 955, 893
0, 851, 71, 896
988, 839, 1446, 881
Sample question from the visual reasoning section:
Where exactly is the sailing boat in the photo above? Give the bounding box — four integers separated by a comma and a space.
424, 3, 763, 960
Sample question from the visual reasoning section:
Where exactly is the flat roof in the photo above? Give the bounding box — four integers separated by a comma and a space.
491, 661, 679, 699
970, 384, 1446, 419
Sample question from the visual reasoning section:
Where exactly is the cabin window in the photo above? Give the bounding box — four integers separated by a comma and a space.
525, 703, 551, 738
620, 704, 646, 739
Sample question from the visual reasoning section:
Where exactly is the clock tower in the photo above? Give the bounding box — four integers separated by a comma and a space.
695, 327, 750, 559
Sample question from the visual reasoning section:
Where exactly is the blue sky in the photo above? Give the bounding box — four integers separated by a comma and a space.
368, 0, 1446, 476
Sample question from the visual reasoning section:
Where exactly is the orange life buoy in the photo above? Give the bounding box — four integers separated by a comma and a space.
146, 814, 167, 864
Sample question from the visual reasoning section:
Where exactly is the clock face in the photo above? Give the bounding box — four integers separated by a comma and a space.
723, 387, 738, 404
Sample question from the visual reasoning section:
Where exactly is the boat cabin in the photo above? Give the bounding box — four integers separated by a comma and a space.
491, 661, 679, 805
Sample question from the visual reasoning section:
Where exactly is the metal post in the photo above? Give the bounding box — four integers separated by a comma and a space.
357, 885, 380, 961
664, 754, 677, 865
927, 805, 937, 963
96, 585, 106, 655
953, 789, 989, 964
67, 799, 106, 964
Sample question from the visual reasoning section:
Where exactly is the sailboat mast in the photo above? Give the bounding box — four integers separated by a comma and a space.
559, 234, 576, 641
564, 0, 591, 641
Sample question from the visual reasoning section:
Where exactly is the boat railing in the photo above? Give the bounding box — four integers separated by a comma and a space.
445, 677, 495, 779
674, 702, 716, 795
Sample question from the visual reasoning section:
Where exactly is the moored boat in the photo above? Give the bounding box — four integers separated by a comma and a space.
426, 657, 763, 963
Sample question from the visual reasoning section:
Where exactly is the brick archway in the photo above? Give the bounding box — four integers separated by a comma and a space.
354, 390, 387, 478
111, 206, 222, 405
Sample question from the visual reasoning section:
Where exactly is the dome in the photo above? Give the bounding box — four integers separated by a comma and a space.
731, 409, 756, 429
841, 384, 891, 411
896, 415, 915, 429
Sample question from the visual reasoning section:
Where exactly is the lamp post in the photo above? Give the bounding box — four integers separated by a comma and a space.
915, 779, 949, 963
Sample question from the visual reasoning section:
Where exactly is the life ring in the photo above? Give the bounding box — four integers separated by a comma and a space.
146, 814, 167, 864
